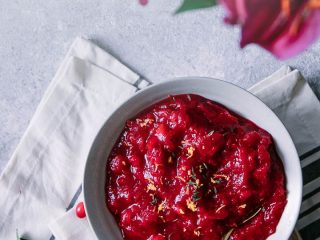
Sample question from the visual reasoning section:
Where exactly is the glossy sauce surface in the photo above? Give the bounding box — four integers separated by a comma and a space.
105, 94, 287, 240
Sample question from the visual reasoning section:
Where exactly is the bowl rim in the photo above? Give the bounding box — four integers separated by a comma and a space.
83, 76, 302, 240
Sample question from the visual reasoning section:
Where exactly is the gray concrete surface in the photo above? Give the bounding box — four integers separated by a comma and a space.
0, 0, 320, 172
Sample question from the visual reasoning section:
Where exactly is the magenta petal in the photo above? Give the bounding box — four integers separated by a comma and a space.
221, 0, 320, 59
266, 10, 320, 59
239, 0, 282, 47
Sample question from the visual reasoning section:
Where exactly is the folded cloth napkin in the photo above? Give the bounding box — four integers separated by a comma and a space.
0, 37, 150, 240
1, 37, 320, 240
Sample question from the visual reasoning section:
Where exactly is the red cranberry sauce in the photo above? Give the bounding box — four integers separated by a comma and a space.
105, 94, 287, 240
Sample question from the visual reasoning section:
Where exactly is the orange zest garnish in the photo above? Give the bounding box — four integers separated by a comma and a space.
179, 209, 185, 214
157, 199, 166, 213
216, 204, 226, 212
147, 182, 156, 192
175, 176, 186, 182
186, 198, 198, 212
186, 146, 195, 158
213, 174, 230, 181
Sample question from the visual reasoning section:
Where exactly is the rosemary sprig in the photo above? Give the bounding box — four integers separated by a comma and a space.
151, 194, 158, 205
213, 186, 217, 195
202, 163, 208, 169
215, 178, 223, 184
242, 208, 262, 224
189, 167, 202, 202
188, 180, 196, 186
192, 191, 201, 202
191, 167, 197, 180
208, 130, 215, 136
222, 228, 234, 240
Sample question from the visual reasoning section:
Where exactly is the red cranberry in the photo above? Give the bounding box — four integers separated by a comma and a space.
75, 202, 86, 218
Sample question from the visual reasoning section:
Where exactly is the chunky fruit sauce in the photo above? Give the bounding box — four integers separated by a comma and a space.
105, 94, 287, 240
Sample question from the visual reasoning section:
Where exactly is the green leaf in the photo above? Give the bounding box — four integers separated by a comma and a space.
175, 0, 217, 14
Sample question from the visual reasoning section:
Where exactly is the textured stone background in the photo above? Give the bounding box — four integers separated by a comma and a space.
0, 0, 320, 172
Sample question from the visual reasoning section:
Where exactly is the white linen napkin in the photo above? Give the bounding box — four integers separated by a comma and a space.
1, 37, 319, 240
0, 37, 149, 240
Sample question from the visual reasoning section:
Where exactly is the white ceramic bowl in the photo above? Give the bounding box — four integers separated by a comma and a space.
83, 77, 302, 240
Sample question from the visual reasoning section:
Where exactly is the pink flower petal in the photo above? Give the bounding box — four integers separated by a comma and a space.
267, 9, 320, 59
221, 0, 320, 59
239, 0, 282, 47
